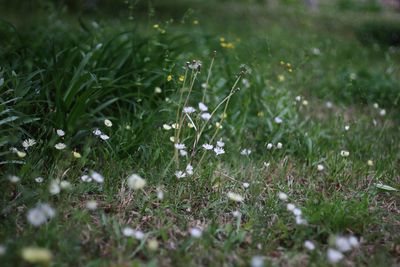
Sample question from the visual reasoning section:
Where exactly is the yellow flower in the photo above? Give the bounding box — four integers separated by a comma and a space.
21, 247, 52, 264
193, 20, 199, 25
280, 61, 285, 65
179, 75, 184, 82
167, 75, 173, 82
257, 111, 265, 117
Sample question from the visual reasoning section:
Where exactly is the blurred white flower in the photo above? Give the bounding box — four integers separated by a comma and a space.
49, 180, 61, 195
189, 227, 202, 238
133, 230, 145, 240
179, 149, 188, 157
174, 143, 186, 150
183, 106, 196, 114
93, 129, 102, 136
154, 87, 162, 94
367, 160, 374, 166
175, 171, 186, 179
81, 175, 92, 182
54, 143, 66, 150
56, 129, 65, 137
202, 144, 213, 150
317, 164, 324, 171
373, 103, 379, 109
344, 125, 350, 131
276, 142, 283, 149
327, 248, 344, 263
100, 134, 109, 141
286, 203, 295, 211
251, 256, 264, 267
60, 180, 72, 190
0, 244, 6, 256
27, 203, 55, 227
198, 102, 208, 112
104, 119, 113, 127
171, 123, 179, 129
35, 177, 44, 183
379, 109, 386, 116
278, 192, 288, 201
340, 150, 350, 157
348, 236, 359, 248
201, 112, 211, 121
232, 210, 241, 217
214, 147, 225, 155
240, 149, 251, 156
90, 171, 104, 183
295, 96, 302, 102
8, 175, 20, 183
266, 143, 273, 150
122, 227, 135, 237
22, 139, 36, 150
295, 216, 307, 225
293, 208, 302, 216
312, 47, 321, 55
227, 192, 244, 202
216, 139, 225, 147
325, 101, 333, 109
274, 117, 283, 124
302, 100, 308, 106
127, 174, 146, 190
156, 188, 164, 200
163, 124, 172, 130
304, 240, 315, 251
242, 182, 250, 189
85, 200, 98, 210
186, 164, 193, 176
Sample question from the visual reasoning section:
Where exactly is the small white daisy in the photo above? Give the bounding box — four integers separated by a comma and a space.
317, 164, 324, 171
276, 142, 283, 149
163, 124, 172, 130
202, 144, 213, 150
274, 117, 283, 124
304, 240, 315, 251
56, 129, 65, 137
186, 164, 193, 176
22, 139, 36, 150
90, 171, 104, 183
216, 139, 225, 147
201, 113, 211, 121
93, 129, 102, 136
240, 149, 251, 156
214, 147, 225, 156
54, 143, 66, 150
100, 134, 109, 141
198, 102, 208, 112
266, 143, 273, 150
174, 143, 186, 150
286, 203, 296, 211
242, 182, 250, 189
179, 149, 188, 156
183, 106, 196, 114
175, 171, 186, 179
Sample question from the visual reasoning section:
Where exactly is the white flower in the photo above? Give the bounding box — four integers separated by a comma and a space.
27, 203, 55, 227
169, 136, 175, 142
202, 144, 213, 150
133, 230, 145, 240
251, 256, 264, 267
317, 164, 324, 171
81, 175, 92, 182
286, 203, 296, 211
302, 100, 309, 106
214, 147, 225, 156
189, 227, 202, 238
122, 227, 135, 237
340, 150, 350, 157
348, 236, 359, 248
227, 192, 244, 202
304, 240, 315, 251
0, 244, 6, 256
335, 236, 352, 252
373, 103, 379, 109
175, 171, 186, 179
54, 143, 66, 150
216, 139, 225, 147
49, 180, 61, 195
90, 171, 104, 183
22, 139, 36, 149
293, 208, 302, 216
93, 129, 102, 136
186, 164, 193, 176
8, 175, 20, 183
312, 47, 321, 55
201, 113, 211, 121
295, 96, 302, 102
232, 211, 241, 217
327, 248, 344, 263
35, 177, 44, 183
344, 125, 350, 131
127, 174, 146, 190
60, 180, 72, 190
179, 149, 188, 157
367, 160, 374, 166
171, 123, 179, 129
276, 142, 283, 149
85, 200, 98, 210
188, 60, 202, 71
278, 192, 288, 201
295, 216, 307, 225
174, 143, 186, 150
56, 129, 65, 137
242, 182, 250, 188
274, 117, 283, 124
104, 119, 113, 127
379, 109, 386, 116
325, 101, 333, 109
163, 124, 172, 130
154, 87, 162, 94
198, 102, 208, 112
240, 149, 252, 156
183, 106, 196, 114
156, 188, 164, 200
100, 134, 109, 141
266, 143, 273, 150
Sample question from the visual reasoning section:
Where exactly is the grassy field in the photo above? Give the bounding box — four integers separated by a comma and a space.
1, 0, 399, 266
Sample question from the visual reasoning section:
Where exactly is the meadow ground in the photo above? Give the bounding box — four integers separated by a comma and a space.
0, 0, 399, 266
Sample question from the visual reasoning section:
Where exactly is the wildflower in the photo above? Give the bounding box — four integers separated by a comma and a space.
348, 236, 359, 248
81, 175, 92, 182
175, 171, 186, 179
215, 122, 222, 129
0, 244, 6, 256
188, 60, 202, 71
243, 182, 250, 189
60, 180, 72, 190
174, 143, 186, 150
251, 256, 264, 267
72, 151, 81, 158
340, 150, 350, 157
344, 125, 350, 131
104, 119, 112, 127
317, 164, 324, 171
266, 143, 273, 150
183, 106, 196, 114
167, 75, 173, 82
278, 192, 288, 201
193, 20, 199, 25
274, 117, 283, 124
295, 96, 302, 102
100, 134, 109, 141
293, 208, 302, 216
214, 147, 225, 155
276, 142, 283, 149
90, 171, 104, 183
286, 203, 296, 211
186, 164, 193, 176
27, 203, 55, 227
189, 227, 202, 238
49, 180, 61, 195
85, 200, 98, 210
295, 216, 307, 225
227, 192, 244, 202
56, 129, 65, 137
188, 123, 194, 128
240, 149, 252, 156
232, 211, 241, 217
154, 87, 162, 94
179, 150, 188, 156
216, 139, 225, 147
312, 47, 321, 55
201, 112, 211, 121
373, 103, 379, 109
302, 100, 308, 106
367, 160, 373, 166
202, 144, 213, 150
304, 240, 316, 251
198, 102, 208, 112
54, 143, 66, 150
169, 136, 175, 142
93, 129, 102, 136
156, 188, 164, 200
379, 109, 386, 116
147, 239, 159, 251
171, 123, 179, 129
179, 75, 185, 82
133, 230, 145, 240
17, 150, 26, 158
335, 236, 352, 252
127, 174, 146, 190
21, 247, 52, 264
122, 227, 135, 237
163, 124, 172, 130
278, 75, 285, 82
327, 248, 344, 263
22, 139, 36, 150
35, 177, 44, 183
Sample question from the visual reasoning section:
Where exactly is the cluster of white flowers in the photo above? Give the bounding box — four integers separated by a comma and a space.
174, 164, 194, 179
240, 148, 251, 156
92, 128, 109, 141
27, 203, 55, 227
327, 235, 359, 263
122, 227, 145, 240
81, 171, 104, 183
266, 142, 283, 150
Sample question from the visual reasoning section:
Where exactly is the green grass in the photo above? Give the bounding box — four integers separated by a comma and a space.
1, 1, 400, 266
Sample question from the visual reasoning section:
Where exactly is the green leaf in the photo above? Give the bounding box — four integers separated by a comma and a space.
375, 183, 398, 191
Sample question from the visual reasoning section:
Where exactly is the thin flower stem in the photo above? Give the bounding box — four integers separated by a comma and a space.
174, 68, 189, 166
201, 52, 216, 103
